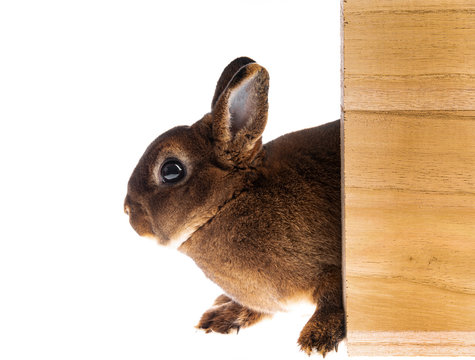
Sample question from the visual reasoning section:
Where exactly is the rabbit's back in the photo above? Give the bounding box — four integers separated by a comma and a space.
255, 119, 341, 261
262, 119, 340, 202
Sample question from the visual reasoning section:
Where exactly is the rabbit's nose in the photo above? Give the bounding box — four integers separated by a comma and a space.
124, 204, 130, 216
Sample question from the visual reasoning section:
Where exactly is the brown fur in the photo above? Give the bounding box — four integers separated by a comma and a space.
197, 294, 268, 334
125, 58, 345, 356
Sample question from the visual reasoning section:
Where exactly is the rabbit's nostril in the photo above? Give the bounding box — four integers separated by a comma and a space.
124, 204, 130, 216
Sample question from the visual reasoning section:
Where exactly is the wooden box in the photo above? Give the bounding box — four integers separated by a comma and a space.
341, 0, 475, 356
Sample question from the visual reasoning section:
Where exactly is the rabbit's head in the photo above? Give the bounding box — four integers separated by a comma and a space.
125, 58, 269, 248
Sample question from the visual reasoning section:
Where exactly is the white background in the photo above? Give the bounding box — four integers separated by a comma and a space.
0, 1, 468, 360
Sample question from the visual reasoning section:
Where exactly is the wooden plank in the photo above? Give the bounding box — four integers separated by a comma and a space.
344, 75, 475, 111
344, 0, 475, 13
342, 110, 475, 355
347, 331, 475, 356
342, 1, 475, 110
345, 188, 475, 299
346, 276, 475, 332
344, 111, 475, 193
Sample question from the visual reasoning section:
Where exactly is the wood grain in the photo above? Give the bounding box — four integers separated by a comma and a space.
344, 111, 475, 194
342, 0, 475, 356
344, 0, 475, 13
347, 331, 475, 356
342, 0, 475, 110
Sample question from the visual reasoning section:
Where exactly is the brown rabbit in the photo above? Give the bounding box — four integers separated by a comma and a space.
124, 57, 344, 356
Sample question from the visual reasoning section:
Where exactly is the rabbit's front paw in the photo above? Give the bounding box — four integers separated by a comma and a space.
196, 295, 266, 334
298, 309, 345, 357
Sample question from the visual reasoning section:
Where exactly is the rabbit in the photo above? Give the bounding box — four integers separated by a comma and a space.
124, 57, 344, 357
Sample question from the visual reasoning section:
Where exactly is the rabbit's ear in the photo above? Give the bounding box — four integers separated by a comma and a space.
211, 62, 269, 166
211, 57, 256, 109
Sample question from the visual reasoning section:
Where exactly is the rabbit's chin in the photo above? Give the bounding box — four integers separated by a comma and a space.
168, 228, 196, 250
144, 227, 196, 250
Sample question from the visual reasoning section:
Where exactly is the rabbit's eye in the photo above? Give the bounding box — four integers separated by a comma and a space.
160, 160, 185, 184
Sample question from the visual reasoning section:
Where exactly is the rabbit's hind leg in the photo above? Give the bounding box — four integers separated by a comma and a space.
298, 266, 346, 357
196, 294, 268, 334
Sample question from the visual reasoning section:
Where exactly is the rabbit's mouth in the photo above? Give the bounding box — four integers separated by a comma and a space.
126, 208, 154, 238
125, 198, 201, 249
124, 193, 220, 250
124, 196, 164, 241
